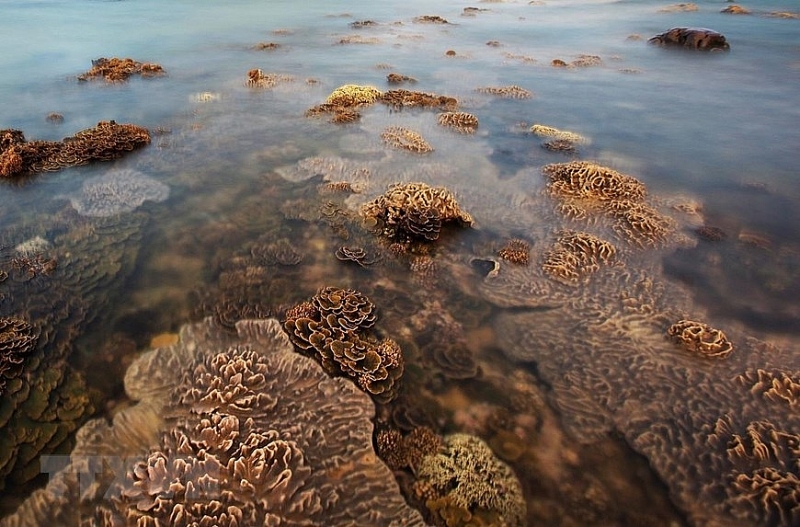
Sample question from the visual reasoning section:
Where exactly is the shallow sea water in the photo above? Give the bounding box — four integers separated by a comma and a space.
1, 0, 799, 525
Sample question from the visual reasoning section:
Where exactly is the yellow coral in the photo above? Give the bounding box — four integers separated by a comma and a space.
325, 84, 383, 107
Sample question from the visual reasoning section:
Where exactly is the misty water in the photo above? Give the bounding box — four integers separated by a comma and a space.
1, 0, 799, 525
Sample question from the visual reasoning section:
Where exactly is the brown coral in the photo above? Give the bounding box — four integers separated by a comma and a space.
416, 433, 526, 527
379, 89, 459, 111
0, 317, 38, 396
667, 319, 734, 358
325, 84, 383, 106
437, 112, 479, 134
0, 121, 150, 177
283, 287, 404, 402
605, 200, 676, 248
542, 230, 616, 285
76, 57, 165, 82
360, 182, 474, 242
381, 126, 434, 153
387, 72, 417, 84
475, 85, 533, 99
736, 369, 800, 410
542, 161, 647, 202
497, 239, 530, 266
3, 318, 428, 526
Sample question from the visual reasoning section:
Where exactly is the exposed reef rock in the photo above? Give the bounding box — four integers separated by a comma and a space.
648, 27, 730, 51
284, 287, 405, 403
0, 121, 150, 178
66, 169, 169, 217
1, 318, 428, 526
360, 182, 474, 243
379, 89, 459, 111
76, 57, 165, 82
245, 68, 294, 88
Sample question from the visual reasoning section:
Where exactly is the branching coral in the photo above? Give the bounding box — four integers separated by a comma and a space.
283, 287, 404, 402
360, 182, 473, 243
415, 433, 526, 527
0, 121, 150, 177
2, 318, 428, 526
667, 319, 734, 358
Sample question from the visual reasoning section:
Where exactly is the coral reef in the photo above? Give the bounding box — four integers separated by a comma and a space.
605, 200, 676, 248
360, 182, 474, 242
387, 72, 418, 84
379, 89, 459, 111
0, 121, 151, 178
1, 318, 428, 526
541, 230, 616, 285
735, 369, 799, 410
0, 212, 146, 495
542, 161, 646, 202
415, 433, 526, 527
76, 57, 165, 82
413, 15, 450, 24
648, 27, 730, 51
721, 5, 750, 14
667, 319, 734, 358
0, 317, 37, 396
66, 169, 170, 217
381, 126, 434, 153
437, 112, 479, 134
283, 287, 404, 403
305, 84, 382, 123
475, 85, 533, 99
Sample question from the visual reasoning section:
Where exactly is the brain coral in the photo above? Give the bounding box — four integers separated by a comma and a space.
437, 112, 479, 134
67, 169, 170, 217
360, 182, 474, 242
283, 287, 404, 402
2, 318, 428, 526
415, 433, 526, 527
667, 319, 734, 358
0, 317, 38, 396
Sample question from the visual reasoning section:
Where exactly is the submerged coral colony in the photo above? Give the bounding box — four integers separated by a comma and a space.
0, 6, 798, 527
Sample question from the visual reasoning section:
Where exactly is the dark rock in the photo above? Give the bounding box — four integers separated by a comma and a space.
648, 27, 730, 51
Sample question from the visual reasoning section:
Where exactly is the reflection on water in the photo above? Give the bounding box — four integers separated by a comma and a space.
1, 0, 799, 525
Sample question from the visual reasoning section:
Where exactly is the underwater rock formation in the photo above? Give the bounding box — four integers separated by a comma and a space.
66, 169, 170, 218
1, 318, 428, 526
530, 124, 588, 144
245, 68, 294, 88
414, 433, 526, 527
648, 28, 730, 51
77, 57, 165, 82
0, 121, 151, 178
284, 287, 405, 403
379, 89, 459, 112
360, 182, 473, 243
